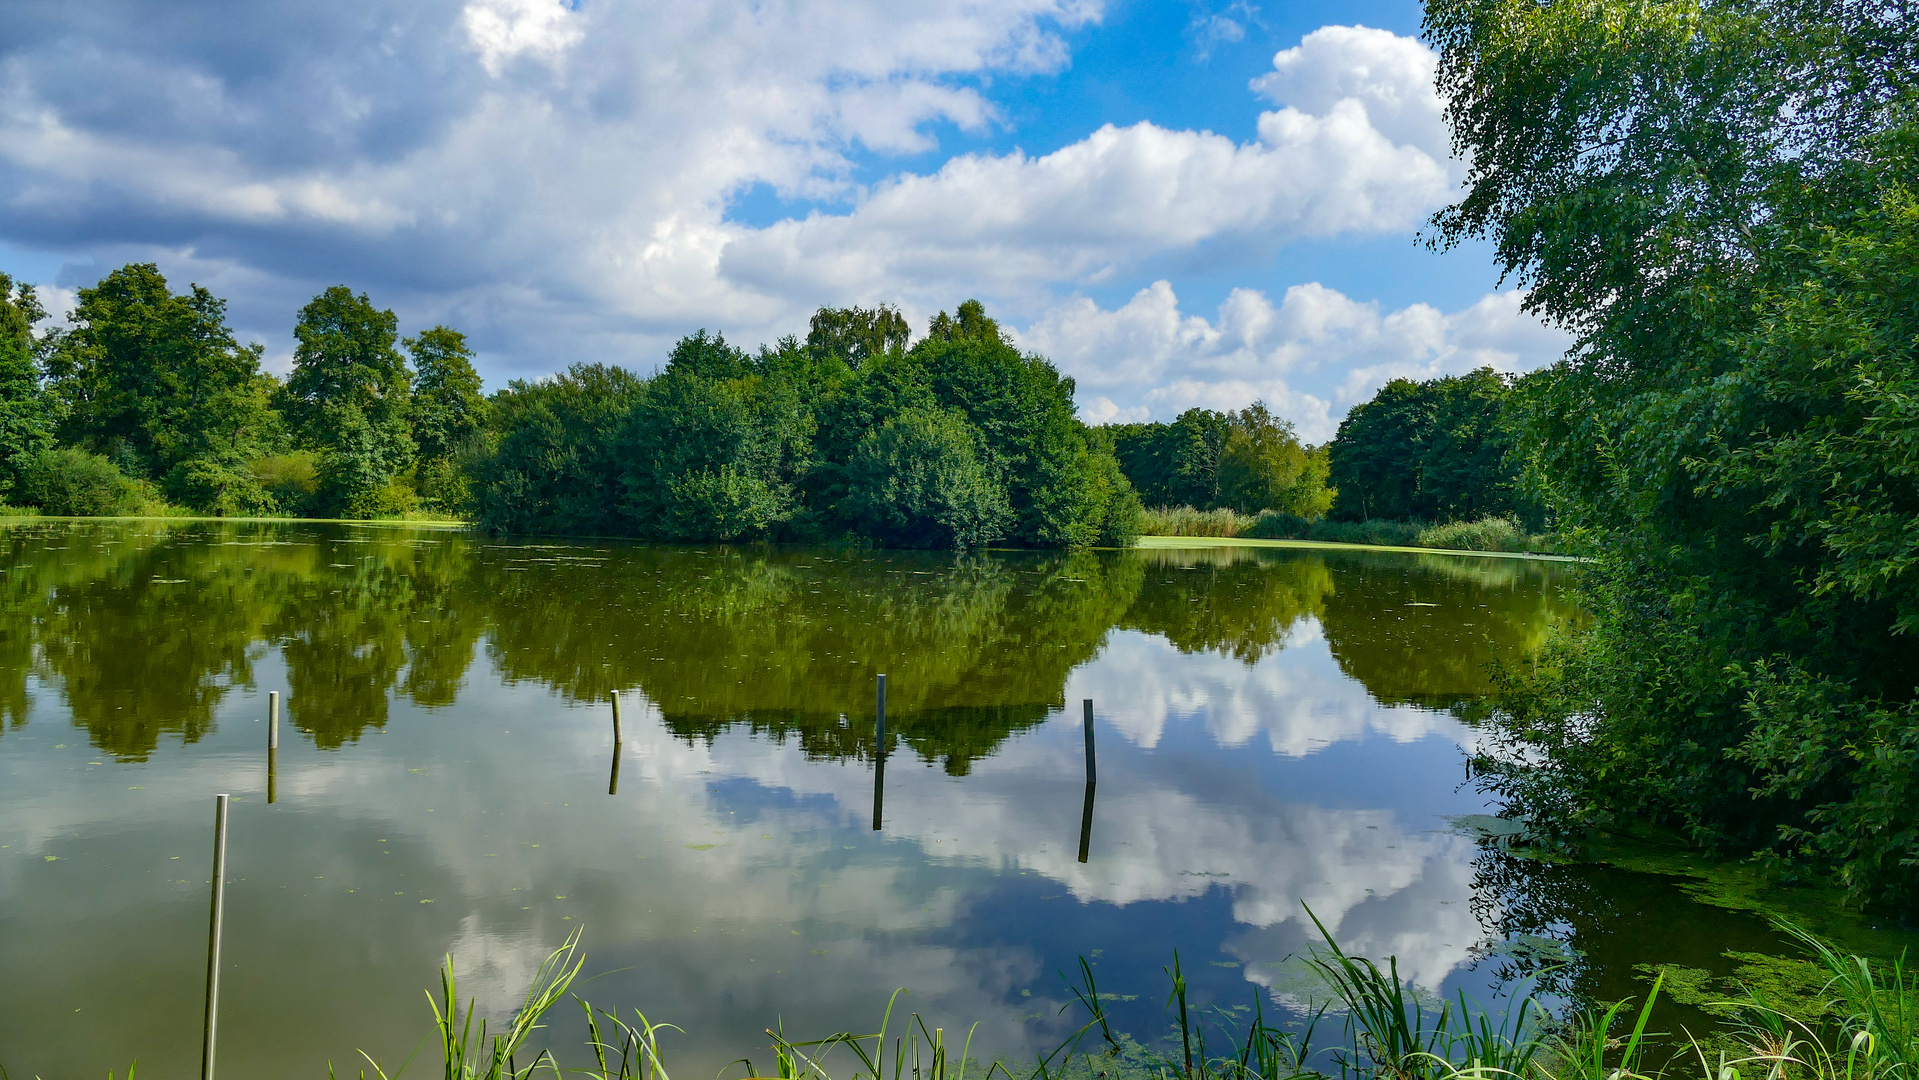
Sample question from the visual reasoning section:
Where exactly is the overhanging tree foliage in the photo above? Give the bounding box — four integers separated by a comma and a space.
1429, 0, 1919, 906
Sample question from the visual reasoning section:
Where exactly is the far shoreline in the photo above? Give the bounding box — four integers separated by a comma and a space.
0, 514, 1584, 561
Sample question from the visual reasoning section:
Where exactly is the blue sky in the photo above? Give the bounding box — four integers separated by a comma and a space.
0, 0, 1566, 440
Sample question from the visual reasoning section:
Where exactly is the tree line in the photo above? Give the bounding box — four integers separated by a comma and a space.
0, 274, 1144, 546
1107, 366, 1543, 532
0, 264, 486, 519
0, 260, 1548, 545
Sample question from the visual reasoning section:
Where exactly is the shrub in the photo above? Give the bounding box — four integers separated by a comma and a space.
1243, 510, 1312, 539
668, 466, 792, 541
13, 448, 159, 516
166, 457, 277, 516
343, 475, 419, 519
251, 451, 321, 516
1415, 515, 1532, 552
1305, 519, 1425, 547
844, 407, 1012, 549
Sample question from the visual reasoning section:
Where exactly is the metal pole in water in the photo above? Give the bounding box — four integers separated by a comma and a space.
608, 748, 621, 796
267, 747, 277, 805
872, 674, 887, 831
201, 793, 230, 1080
1082, 698, 1097, 785
611, 689, 625, 746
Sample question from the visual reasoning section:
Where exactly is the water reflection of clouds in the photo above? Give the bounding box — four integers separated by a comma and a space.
667, 705, 1487, 999
1065, 625, 1471, 756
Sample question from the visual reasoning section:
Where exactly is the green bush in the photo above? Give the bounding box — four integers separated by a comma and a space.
251, 451, 321, 516
13, 448, 160, 516
844, 408, 1012, 548
165, 457, 277, 516
1414, 516, 1534, 552
343, 475, 419, 519
668, 466, 792, 541
1243, 510, 1312, 539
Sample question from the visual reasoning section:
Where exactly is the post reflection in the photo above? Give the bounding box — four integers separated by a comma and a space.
1077, 780, 1096, 863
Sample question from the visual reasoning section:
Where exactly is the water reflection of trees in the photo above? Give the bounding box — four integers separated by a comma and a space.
0, 523, 1576, 764
1316, 552, 1581, 708
1466, 841, 1790, 1035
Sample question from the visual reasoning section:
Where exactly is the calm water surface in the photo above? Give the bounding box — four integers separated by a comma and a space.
0, 522, 1800, 1078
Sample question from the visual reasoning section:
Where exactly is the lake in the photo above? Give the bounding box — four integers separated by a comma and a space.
0, 521, 1812, 1079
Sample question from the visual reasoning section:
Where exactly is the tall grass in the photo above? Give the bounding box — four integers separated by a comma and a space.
1139, 507, 1261, 538
318, 920, 1909, 1080
1138, 506, 1563, 555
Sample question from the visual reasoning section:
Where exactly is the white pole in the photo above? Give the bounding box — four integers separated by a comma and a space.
201, 793, 230, 1080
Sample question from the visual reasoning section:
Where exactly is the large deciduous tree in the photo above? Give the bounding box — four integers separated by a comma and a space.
43, 264, 277, 509
0, 275, 55, 497
407, 326, 487, 512
288, 286, 414, 516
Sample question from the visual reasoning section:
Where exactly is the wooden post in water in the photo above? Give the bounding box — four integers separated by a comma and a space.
872, 674, 887, 831
201, 793, 230, 1080
1082, 698, 1097, 784
267, 691, 280, 804
608, 691, 625, 795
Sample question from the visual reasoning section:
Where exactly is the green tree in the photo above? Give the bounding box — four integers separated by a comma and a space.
1109, 408, 1234, 508
1327, 368, 1528, 523
43, 264, 275, 503
0, 274, 54, 497
287, 287, 414, 516
844, 407, 1013, 548
806, 305, 910, 369
406, 326, 486, 512
620, 331, 811, 541
1429, 0, 1919, 906
472, 363, 646, 535
466, 300, 1136, 550
1216, 402, 1335, 518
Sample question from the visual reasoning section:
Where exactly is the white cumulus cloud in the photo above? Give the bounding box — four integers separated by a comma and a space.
0, 6, 1486, 400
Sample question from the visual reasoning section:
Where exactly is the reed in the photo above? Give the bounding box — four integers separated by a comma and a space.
309, 919, 1913, 1080
1140, 506, 1260, 538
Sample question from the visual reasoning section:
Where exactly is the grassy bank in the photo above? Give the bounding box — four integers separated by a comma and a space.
1137, 507, 1565, 555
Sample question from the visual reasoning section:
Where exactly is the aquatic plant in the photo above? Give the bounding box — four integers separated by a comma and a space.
316, 919, 1915, 1080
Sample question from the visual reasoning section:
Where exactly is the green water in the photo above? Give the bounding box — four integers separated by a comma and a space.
0, 520, 1865, 1079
